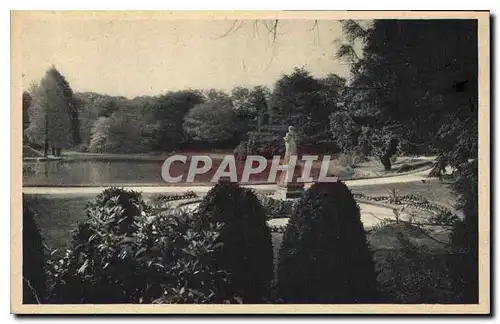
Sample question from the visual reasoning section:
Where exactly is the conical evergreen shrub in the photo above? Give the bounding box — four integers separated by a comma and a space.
277, 181, 378, 303
23, 198, 46, 304
195, 181, 274, 303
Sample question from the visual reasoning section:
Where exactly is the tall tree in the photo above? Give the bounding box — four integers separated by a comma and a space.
231, 85, 271, 131
149, 90, 205, 151
93, 95, 120, 118
319, 74, 347, 110
183, 99, 244, 146
88, 110, 152, 154
203, 88, 231, 103
50, 67, 80, 145
26, 67, 75, 155
337, 20, 477, 162
271, 67, 341, 138
22, 91, 32, 134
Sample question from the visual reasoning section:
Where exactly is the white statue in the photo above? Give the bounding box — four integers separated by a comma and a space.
283, 126, 297, 164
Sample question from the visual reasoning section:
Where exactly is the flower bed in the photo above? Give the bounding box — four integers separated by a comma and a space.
353, 193, 458, 226
259, 195, 296, 220
149, 191, 198, 203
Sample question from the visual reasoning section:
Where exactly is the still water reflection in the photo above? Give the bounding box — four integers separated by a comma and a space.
23, 160, 166, 186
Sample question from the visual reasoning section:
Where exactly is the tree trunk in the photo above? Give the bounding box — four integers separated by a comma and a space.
380, 154, 392, 171
380, 138, 399, 171
44, 114, 49, 157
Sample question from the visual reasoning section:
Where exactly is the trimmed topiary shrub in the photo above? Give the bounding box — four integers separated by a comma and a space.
23, 198, 46, 304
277, 181, 379, 303
195, 182, 274, 303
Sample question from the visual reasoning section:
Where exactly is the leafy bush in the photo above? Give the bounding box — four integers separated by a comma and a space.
277, 181, 379, 303
183, 100, 246, 147
428, 210, 460, 227
378, 232, 460, 303
135, 211, 234, 304
23, 199, 46, 304
355, 125, 403, 169
260, 195, 296, 219
255, 134, 285, 159
338, 151, 363, 168
46, 189, 236, 304
88, 113, 152, 154
195, 182, 274, 303
329, 111, 361, 152
85, 187, 149, 235
234, 133, 285, 161
300, 130, 341, 155
46, 188, 149, 303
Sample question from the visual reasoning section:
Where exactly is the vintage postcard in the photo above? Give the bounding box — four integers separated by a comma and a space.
11, 10, 490, 314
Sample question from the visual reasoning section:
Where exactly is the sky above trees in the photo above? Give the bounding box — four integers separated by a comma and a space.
20, 15, 353, 98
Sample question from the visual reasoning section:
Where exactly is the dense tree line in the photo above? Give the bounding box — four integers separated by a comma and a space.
23, 66, 347, 155
23, 20, 477, 165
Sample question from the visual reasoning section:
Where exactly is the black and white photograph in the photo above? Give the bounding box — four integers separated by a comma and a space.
11, 11, 490, 314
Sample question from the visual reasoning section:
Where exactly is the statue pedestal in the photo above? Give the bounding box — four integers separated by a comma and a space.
273, 164, 305, 200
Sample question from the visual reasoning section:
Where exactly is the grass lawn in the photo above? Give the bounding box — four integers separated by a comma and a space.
24, 195, 92, 251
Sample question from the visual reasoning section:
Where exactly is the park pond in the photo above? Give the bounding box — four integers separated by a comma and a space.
23, 159, 167, 186
22, 154, 434, 187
